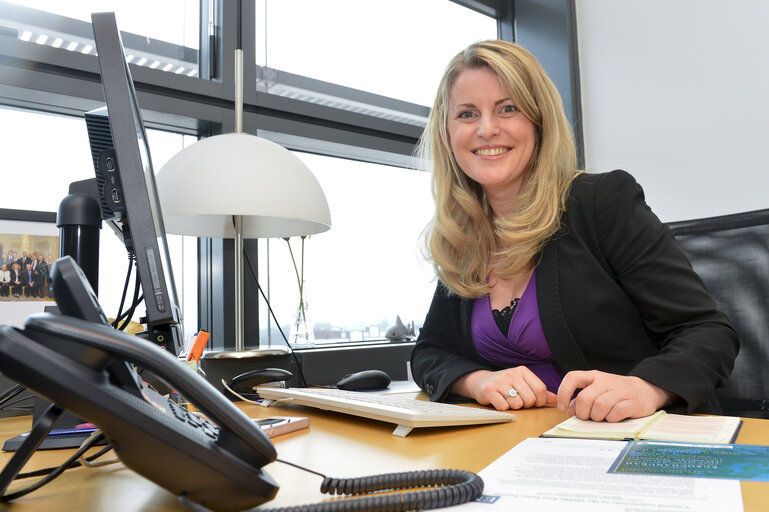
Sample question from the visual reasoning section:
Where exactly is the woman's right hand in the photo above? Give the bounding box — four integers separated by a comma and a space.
452, 367, 556, 411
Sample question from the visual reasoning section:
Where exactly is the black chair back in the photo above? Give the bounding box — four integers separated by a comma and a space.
668, 209, 769, 418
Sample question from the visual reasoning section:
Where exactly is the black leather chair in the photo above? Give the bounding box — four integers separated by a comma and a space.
668, 209, 769, 419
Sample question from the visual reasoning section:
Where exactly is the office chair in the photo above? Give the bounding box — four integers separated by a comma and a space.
668, 209, 769, 419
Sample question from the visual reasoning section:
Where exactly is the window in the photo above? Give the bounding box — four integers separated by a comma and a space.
258, 153, 435, 346
0, 106, 199, 339
255, 0, 497, 114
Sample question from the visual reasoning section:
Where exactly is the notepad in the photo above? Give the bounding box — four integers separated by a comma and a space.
542, 410, 742, 444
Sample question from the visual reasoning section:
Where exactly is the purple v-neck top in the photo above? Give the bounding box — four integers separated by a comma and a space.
471, 273, 564, 392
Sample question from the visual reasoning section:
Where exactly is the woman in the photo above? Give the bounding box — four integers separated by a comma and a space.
0, 264, 10, 297
410, 40, 738, 422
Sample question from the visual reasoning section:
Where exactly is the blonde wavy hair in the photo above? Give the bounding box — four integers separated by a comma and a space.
419, 40, 578, 298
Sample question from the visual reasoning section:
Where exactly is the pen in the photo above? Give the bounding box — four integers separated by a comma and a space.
47, 427, 98, 436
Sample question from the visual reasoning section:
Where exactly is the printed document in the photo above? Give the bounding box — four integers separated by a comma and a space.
611, 440, 769, 481
451, 437, 743, 511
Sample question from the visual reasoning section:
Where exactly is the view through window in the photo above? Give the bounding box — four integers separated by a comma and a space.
258, 153, 435, 346
255, 0, 497, 106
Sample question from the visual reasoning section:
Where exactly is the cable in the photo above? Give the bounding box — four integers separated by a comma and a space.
0, 408, 33, 414
267, 459, 484, 512
14, 443, 115, 479
0, 396, 34, 413
243, 249, 310, 388
275, 458, 326, 479
0, 431, 107, 501
0, 385, 24, 411
112, 254, 135, 328
230, 216, 310, 387
118, 268, 143, 331
114, 293, 144, 327
220, 379, 261, 404
77, 445, 119, 468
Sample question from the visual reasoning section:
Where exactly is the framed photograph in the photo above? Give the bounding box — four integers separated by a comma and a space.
0, 209, 59, 327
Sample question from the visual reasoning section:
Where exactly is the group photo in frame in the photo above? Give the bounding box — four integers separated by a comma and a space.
0, 209, 59, 310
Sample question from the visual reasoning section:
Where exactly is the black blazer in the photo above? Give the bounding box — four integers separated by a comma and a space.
20, 269, 34, 286
411, 170, 739, 414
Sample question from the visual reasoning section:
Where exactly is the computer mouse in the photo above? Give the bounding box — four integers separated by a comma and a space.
335, 369, 391, 391
228, 368, 293, 395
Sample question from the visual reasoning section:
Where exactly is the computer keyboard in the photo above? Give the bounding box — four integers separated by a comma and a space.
256, 387, 514, 437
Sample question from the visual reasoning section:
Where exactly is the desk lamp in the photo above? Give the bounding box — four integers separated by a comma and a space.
156, 49, 331, 357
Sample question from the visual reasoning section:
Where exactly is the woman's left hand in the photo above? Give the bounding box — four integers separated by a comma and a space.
556, 370, 675, 422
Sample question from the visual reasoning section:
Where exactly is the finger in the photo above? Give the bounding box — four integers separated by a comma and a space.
487, 391, 511, 411
604, 399, 635, 423
557, 371, 595, 411
545, 391, 557, 405
509, 381, 537, 408
505, 392, 525, 410
572, 383, 607, 420
567, 398, 576, 417
499, 383, 525, 409
521, 373, 549, 407
588, 389, 626, 422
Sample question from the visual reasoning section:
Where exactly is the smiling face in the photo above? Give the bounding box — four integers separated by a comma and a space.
447, 67, 537, 215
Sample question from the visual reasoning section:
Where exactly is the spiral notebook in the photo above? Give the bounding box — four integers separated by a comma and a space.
541, 410, 742, 444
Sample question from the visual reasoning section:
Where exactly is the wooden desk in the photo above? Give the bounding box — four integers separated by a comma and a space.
1, 401, 767, 511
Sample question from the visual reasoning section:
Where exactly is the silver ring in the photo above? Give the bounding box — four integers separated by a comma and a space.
507, 388, 518, 398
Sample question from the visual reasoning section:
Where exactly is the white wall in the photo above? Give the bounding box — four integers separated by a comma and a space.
576, 0, 769, 222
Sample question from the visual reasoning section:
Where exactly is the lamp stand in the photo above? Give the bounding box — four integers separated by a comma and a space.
234, 49, 244, 351
204, 49, 272, 358
234, 214, 244, 351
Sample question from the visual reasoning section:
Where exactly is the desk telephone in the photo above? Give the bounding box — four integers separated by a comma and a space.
0, 257, 483, 511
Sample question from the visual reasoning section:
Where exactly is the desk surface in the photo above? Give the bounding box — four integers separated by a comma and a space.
1, 399, 767, 511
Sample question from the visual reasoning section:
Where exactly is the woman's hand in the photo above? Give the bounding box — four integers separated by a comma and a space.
452, 367, 557, 411
557, 370, 676, 422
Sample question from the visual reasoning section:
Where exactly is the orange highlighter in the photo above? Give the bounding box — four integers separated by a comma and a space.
186, 330, 210, 362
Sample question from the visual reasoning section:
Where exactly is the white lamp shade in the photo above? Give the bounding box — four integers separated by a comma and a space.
156, 133, 331, 238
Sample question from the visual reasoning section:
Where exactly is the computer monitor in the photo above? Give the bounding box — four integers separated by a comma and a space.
85, 12, 183, 355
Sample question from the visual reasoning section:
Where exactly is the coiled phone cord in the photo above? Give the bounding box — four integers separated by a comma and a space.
266, 467, 484, 512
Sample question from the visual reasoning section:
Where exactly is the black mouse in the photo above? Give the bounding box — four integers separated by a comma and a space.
335, 369, 391, 391
228, 368, 293, 395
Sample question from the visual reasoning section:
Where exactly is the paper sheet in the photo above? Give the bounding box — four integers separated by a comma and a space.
451, 437, 743, 511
